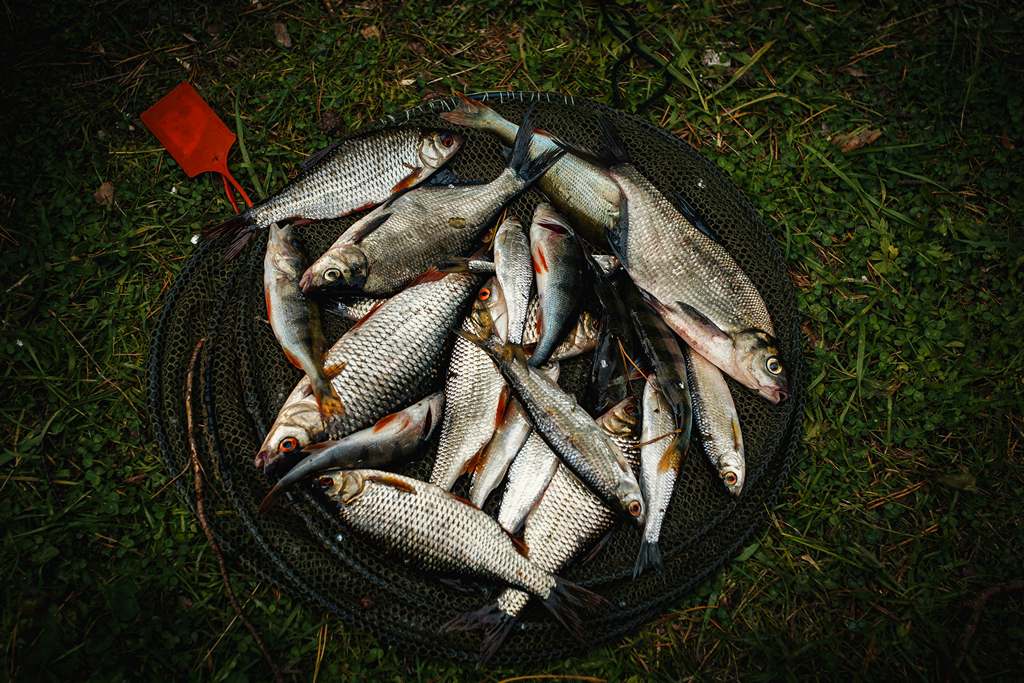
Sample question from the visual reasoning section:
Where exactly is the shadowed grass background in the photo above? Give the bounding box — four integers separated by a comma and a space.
1, 1, 1022, 680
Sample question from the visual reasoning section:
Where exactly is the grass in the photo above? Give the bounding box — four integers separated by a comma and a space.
2, 0, 1023, 680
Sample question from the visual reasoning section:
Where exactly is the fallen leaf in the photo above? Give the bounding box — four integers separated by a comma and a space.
399, 78, 416, 87
94, 181, 115, 207
832, 128, 882, 153
361, 25, 381, 40
839, 65, 866, 78
937, 470, 977, 492
273, 21, 292, 49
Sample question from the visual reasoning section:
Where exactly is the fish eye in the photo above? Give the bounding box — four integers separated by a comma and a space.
627, 500, 642, 518
279, 437, 300, 453
317, 476, 333, 488
765, 356, 782, 375
441, 133, 455, 147
723, 471, 738, 486
478, 287, 491, 301
324, 268, 341, 282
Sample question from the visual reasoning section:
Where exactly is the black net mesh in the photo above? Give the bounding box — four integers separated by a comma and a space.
148, 91, 804, 664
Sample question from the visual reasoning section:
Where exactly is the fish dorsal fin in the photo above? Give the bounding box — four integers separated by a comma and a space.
367, 473, 416, 494
657, 436, 684, 473
300, 141, 342, 171
668, 191, 720, 242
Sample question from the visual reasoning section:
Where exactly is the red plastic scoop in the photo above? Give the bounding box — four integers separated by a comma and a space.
142, 82, 254, 213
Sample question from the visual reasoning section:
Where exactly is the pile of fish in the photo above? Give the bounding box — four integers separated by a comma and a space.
207, 95, 789, 658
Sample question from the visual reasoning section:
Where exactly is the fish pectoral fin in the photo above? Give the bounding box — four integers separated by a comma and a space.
345, 211, 392, 244
391, 167, 424, 193
366, 473, 417, 495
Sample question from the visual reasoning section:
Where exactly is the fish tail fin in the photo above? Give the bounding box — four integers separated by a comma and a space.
597, 115, 630, 167
442, 603, 517, 662
438, 93, 500, 129
202, 212, 257, 259
632, 539, 663, 578
311, 378, 346, 421
540, 577, 606, 640
507, 104, 565, 184
521, 146, 566, 186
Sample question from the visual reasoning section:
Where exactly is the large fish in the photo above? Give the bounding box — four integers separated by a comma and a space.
528, 203, 584, 367
429, 280, 508, 491
469, 363, 559, 508
634, 379, 683, 576
440, 95, 622, 245
255, 270, 479, 474
493, 216, 533, 344
205, 128, 463, 258
599, 121, 789, 404
448, 397, 640, 659
259, 393, 443, 512
263, 223, 345, 424
300, 110, 563, 297
467, 335, 645, 524
684, 346, 746, 496
318, 470, 604, 637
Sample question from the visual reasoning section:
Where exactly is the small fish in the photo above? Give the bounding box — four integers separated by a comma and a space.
436, 256, 497, 274
300, 109, 564, 297
493, 216, 533, 344
684, 346, 746, 496
634, 379, 682, 576
599, 119, 788, 403
429, 281, 508, 491
470, 363, 559, 508
528, 203, 584, 366
448, 397, 640, 659
259, 393, 443, 512
321, 296, 387, 322
205, 128, 463, 258
466, 334, 645, 524
256, 269, 479, 474
496, 430, 558, 534
263, 223, 344, 423
319, 470, 605, 638
440, 95, 622, 245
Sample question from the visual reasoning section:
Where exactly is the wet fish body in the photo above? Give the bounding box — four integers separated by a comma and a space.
260, 393, 443, 511
255, 270, 479, 472
685, 346, 746, 495
470, 335, 645, 523
440, 96, 622, 244
528, 203, 584, 366
635, 379, 682, 576
206, 128, 463, 257
263, 223, 343, 422
496, 430, 558, 534
493, 216, 533, 344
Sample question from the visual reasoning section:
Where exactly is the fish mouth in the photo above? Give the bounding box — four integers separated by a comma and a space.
762, 385, 789, 405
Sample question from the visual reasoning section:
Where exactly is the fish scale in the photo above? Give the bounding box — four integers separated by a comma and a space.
256, 272, 479, 472
684, 346, 746, 495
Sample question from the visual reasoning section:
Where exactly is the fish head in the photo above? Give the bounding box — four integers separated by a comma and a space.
718, 450, 745, 496
255, 394, 324, 474
475, 277, 508, 340
598, 396, 639, 437
619, 482, 646, 526
317, 470, 366, 505
419, 130, 464, 170
734, 329, 789, 404
530, 203, 572, 242
300, 245, 369, 296
265, 223, 305, 277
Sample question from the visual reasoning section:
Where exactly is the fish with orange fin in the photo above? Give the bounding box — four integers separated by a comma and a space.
259, 393, 443, 512
204, 128, 463, 258
528, 203, 584, 366
318, 468, 606, 640
264, 223, 345, 426
256, 268, 479, 475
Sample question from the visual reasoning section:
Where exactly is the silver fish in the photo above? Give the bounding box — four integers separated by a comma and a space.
493, 216, 533, 344
429, 281, 508, 491
685, 345, 745, 496
448, 397, 639, 659
260, 393, 443, 511
440, 95, 622, 245
263, 223, 344, 422
255, 270, 479, 473
635, 378, 683, 576
319, 470, 603, 637
528, 203, 583, 366
321, 296, 387, 322
205, 128, 463, 258
605, 151, 788, 403
470, 363, 559, 508
469, 335, 645, 524
476, 290, 600, 362
496, 430, 558, 534
300, 112, 563, 297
